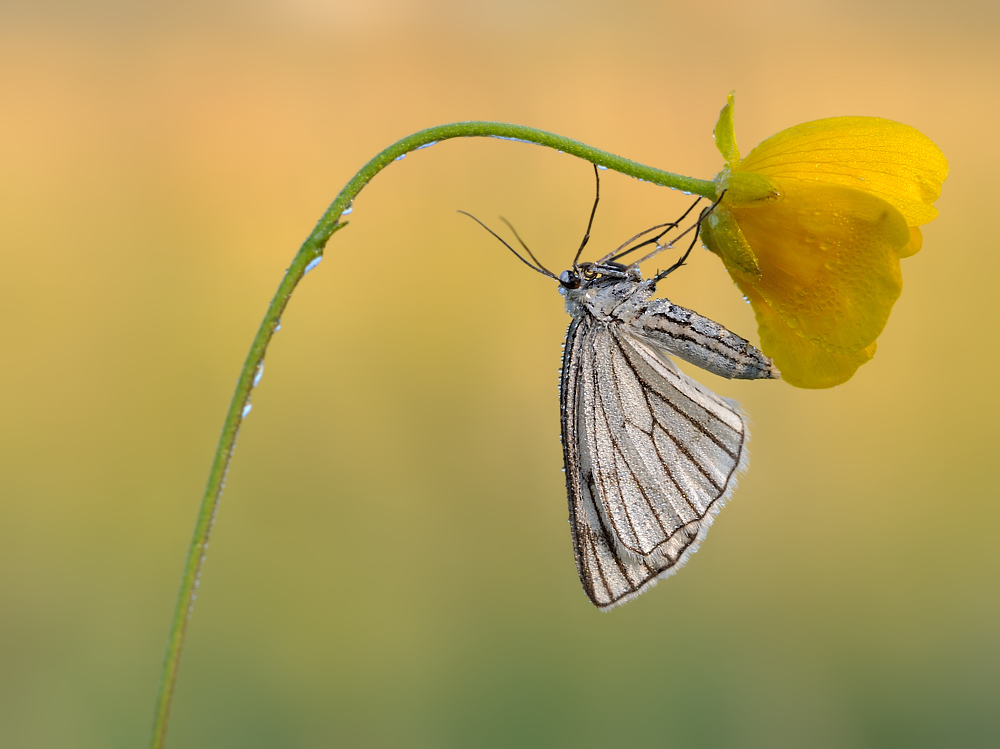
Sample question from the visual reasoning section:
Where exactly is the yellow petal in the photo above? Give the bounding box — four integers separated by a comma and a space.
737, 117, 948, 226
896, 226, 923, 259
725, 179, 910, 353
739, 285, 877, 388
713, 93, 740, 167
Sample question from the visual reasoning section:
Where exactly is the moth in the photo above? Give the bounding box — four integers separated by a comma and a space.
463, 167, 779, 609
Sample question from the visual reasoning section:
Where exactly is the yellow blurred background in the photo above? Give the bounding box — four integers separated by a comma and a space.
1, 1, 997, 747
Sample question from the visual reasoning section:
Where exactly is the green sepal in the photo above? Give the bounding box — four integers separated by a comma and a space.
701, 206, 760, 275
724, 170, 779, 203
713, 92, 740, 167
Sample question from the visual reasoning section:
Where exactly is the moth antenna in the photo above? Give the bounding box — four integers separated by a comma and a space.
458, 210, 557, 279
498, 216, 555, 278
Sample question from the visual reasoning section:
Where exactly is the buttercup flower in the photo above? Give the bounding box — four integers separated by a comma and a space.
700, 94, 948, 388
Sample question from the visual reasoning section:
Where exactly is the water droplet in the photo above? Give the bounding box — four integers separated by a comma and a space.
304, 256, 323, 274
342, 202, 354, 216
253, 362, 265, 387
597, 165, 608, 171
416, 141, 438, 150
394, 153, 406, 161
786, 316, 799, 329
242, 403, 253, 417
273, 318, 282, 332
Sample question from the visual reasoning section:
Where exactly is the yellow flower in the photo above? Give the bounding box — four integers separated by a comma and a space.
700, 94, 948, 388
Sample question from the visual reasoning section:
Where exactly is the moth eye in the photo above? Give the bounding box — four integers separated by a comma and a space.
559, 270, 581, 289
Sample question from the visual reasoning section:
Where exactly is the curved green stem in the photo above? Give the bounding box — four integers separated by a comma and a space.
150, 121, 717, 748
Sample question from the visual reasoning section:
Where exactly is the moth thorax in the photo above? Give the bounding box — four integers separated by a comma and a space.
580, 280, 649, 320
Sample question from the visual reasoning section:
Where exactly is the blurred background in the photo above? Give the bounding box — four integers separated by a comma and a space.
1, 1, 997, 747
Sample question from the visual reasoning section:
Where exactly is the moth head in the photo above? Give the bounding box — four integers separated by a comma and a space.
573, 261, 638, 286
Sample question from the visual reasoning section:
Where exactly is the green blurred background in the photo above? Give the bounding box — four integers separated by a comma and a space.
1, 1, 997, 747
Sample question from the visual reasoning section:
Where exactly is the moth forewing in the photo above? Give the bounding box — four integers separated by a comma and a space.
559, 273, 777, 610
627, 295, 780, 382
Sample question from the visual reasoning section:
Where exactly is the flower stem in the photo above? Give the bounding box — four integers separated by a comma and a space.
149, 120, 716, 748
